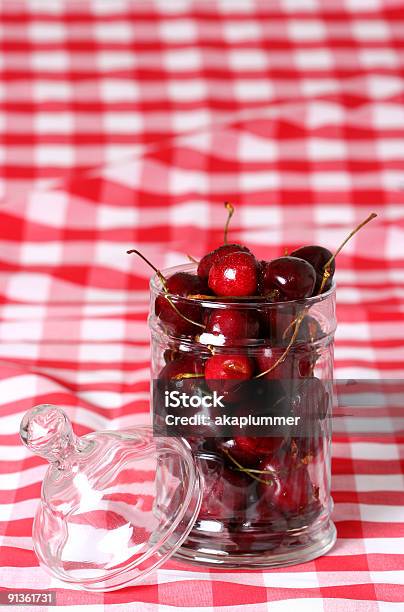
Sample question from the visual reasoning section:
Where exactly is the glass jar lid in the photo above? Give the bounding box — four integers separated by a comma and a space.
20, 405, 202, 592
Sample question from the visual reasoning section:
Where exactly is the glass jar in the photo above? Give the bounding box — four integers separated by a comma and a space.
149, 263, 337, 568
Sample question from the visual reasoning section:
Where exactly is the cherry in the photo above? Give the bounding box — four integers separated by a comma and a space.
156, 355, 220, 437
163, 348, 180, 363
297, 315, 324, 343
291, 212, 377, 294
205, 353, 254, 402
257, 339, 321, 381
158, 354, 204, 380
290, 377, 329, 422
257, 456, 318, 516
209, 251, 258, 297
216, 436, 286, 468
197, 456, 254, 519
291, 245, 335, 294
165, 271, 208, 296
292, 433, 324, 466
198, 243, 251, 281
262, 311, 324, 378
157, 354, 205, 402
203, 308, 260, 342
155, 271, 209, 335
262, 256, 316, 301
256, 347, 296, 380
127, 250, 209, 336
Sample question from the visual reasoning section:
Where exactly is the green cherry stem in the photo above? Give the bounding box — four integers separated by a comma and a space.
224, 451, 272, 486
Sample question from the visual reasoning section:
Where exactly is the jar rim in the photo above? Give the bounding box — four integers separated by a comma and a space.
150, 262, 336, 309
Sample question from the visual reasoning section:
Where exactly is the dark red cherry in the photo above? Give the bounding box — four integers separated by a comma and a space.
198, 243, 251, 281
198, 456, 253, 519
204, 308, 260, 342
290, 377, 330, 422
291, 245, 335, 294
163, 348, 181, 363
217, 436, 285, 468
165, 271, 208, 296
297, 315, 324, 343
157, 355, 212, 436
290, 214, 377, 294
262, 256, 316, 301
294, 321, 325, 377
158, 354, 204, 380
205, 353, 254, 402
257, 456, 317, 516
155, 272, 208, 335
255, 347, 297, 380
208, 251, 258, 297
205, 354, 254, 380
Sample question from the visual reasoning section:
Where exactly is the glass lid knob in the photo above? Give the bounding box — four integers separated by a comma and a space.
20, 404, 80, 464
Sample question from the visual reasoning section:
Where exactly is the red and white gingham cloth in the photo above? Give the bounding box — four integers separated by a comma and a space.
0, 0, 403, 609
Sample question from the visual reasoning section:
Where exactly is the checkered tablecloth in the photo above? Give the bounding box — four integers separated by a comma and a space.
0, 0, 403, 610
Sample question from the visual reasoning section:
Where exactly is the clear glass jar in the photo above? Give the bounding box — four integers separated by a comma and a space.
149, 263, 337, 568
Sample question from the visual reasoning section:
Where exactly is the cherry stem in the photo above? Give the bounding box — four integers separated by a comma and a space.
318, 212, 377, 293
255, 309, 307, 379
127, 249, 205, 330
282, 308, 305, 340
223, 201, 234, 244
127, 249, 167, 289
164, 295, 206, 330
224, 451, 272, 485
187, 294, 268, 301
187, 254, 199, 263
172, 372, 204, 380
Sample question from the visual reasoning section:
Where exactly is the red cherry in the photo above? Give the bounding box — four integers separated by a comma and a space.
155, 272, 208, 335
127, 250, 210, 336
255, 347, 296, 380
198, 458, 253, 519
198, 243, 251, 280
205, 353, 254, 402
205, 354, 254, 380
208, 251, 258, 297
262, 256, 316, 301
158, 354, 204, 380
204, 309, 260, 342
293, 434, 324, 465
257, 456, 317, 516
291, 245, 335, 294
163, 349, 181, 363
290, 213, 377, 294
290, 377, 330, 422
165, 271, 208, 296
217, 436, 285, 467
298, 315, 324, 342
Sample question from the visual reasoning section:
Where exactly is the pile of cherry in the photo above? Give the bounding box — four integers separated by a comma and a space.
129, 206, 376, 548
